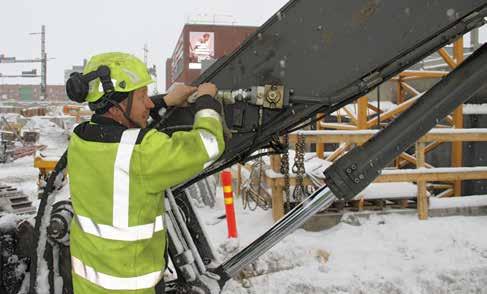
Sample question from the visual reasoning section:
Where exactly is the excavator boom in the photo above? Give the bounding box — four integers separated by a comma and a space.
161, 0, 487, 192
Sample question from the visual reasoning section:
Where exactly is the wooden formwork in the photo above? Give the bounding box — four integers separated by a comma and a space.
252, 39, 487, 222
260, 161, 487, 221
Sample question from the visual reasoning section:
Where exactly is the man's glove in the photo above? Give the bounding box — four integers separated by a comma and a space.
149, 84, 197, 120
149, 94, 168, 120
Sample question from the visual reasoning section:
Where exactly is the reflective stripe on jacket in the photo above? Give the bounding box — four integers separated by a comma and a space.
68, 108, 224, 293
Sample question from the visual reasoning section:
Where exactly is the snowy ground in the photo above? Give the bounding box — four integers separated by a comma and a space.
2, 114, 487, 293
201, 191, 487, 294
0, 116, 67, 206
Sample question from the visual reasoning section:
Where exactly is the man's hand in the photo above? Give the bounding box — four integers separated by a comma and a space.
164, 84, 197, 107
196, 83, 218, 98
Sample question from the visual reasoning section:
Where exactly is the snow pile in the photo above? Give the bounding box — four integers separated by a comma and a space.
21, 117, 56, 130
46, 105, 65, 117
198, 187, 487, 293
430, 195, 487, 209
0, 157, 39, 199
359, 182, 418, 199
22, 117, 68, 155
463, 104, 487, 115
215, 213, 487, 293
0, 113, 23, 123
0, 213, 20, 232
0, 115, 69, 202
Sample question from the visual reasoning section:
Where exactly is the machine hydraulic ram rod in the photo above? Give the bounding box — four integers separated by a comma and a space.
324, 43, 487, 201
211, 43, 487, 288
213, 185, 337, 282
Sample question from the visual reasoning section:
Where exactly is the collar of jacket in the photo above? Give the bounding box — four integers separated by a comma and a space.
73, 115, 148, 144
90, 114, 127, 128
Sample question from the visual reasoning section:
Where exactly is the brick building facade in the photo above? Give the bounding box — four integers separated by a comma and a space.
166, 24, 257, 90
0, 84, 68, 101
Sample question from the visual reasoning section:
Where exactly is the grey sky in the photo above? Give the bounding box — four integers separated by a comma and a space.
1, 0, 485, 91
0, 0, 287, 90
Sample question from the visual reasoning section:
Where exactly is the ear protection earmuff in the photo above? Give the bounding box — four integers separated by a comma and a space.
66, 64, 141, 127
66, 65, 114, 103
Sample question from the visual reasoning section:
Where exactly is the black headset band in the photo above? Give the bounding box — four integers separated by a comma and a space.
67, 64, 141, 128
66, 65, 114, 103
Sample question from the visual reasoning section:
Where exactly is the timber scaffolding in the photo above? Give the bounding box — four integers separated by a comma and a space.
236, 37, 487, 222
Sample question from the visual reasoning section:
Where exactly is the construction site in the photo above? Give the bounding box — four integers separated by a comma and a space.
1, 1, 487, 293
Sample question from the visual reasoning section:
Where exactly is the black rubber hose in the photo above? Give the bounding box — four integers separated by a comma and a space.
29, 150, 68, 294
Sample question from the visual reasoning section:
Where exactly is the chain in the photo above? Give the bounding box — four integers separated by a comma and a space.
292, 133, 307, 203
241, 157, 272, 211
280, 134, 291, 212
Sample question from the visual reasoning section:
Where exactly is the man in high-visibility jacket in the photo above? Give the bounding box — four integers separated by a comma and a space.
67, 52, 225, 293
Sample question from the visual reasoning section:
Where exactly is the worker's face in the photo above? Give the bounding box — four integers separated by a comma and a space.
126, 86, 154, 128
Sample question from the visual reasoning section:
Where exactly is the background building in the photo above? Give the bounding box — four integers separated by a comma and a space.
166, 24, 257, 90
0, 84, 67, 101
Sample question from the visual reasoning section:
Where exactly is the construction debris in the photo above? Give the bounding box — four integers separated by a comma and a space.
0, 184, 36, 216
0, 116, 45, 163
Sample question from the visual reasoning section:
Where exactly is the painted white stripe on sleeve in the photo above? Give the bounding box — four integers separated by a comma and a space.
76, 215, 164, 241
72, 256, 163, 290
195, 108, 221, 122
113, 129, 140, 228
199, 130, 220, 161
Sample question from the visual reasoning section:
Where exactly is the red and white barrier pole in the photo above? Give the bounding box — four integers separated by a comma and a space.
221, 169, 238, 238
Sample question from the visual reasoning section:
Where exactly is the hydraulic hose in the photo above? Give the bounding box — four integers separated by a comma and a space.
29, 151, 68, 294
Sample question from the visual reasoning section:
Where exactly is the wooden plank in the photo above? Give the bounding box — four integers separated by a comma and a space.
436, 189, 454, 198
271, 184, 285, 221
290, 132, 371, 144
376, 168, 487, 182
357, 96, 368, 130
342, 106, 358, 124
425, 141, 442, 154
452, 37, 464, 197
437, 48, 457, 69
316, 113, 325, 159
427, 183, 453, 190
367, 103, 383, 114
401, 75, 447, 81
326, 143, 349, 162
263, 167, 487, 186
401, 82, 420, 96
319, 122, 358, 130
398, 152, 434, 169
367, 95, 420, 127
270, 154, 281, 173
398, 70, 450, 78
417, 180, 428, 219
416, 142, 428, 220
288, 129, 487, 144
396, 76, 404, 104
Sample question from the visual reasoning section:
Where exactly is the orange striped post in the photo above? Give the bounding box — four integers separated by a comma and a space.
221, 170, 238, 238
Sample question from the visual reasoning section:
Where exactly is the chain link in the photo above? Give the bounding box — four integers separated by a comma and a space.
292, 133, 308, 203
280, 134, 291, 212
241, 157, 272, 211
